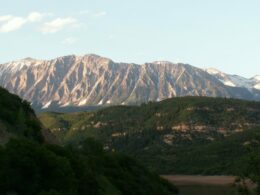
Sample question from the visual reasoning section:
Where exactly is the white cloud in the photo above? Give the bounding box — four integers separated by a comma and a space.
27, 12, 44, 22
40, 17, 78, 34
0, 15, 13, 22
0, 12, 46, 33
62, 37, 77, 45
93, 11, 107, 17
0, 17, 26, 33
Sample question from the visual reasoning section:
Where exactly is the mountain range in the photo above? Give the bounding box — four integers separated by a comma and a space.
0, 54, 259, 111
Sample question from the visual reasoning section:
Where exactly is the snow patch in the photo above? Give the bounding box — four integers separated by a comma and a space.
106, 100, 111, 104
223, 80, 236, 87
42, 101, 52, 109
153, 61, 172, 65
98, 99, 103, 105
254, 83, 260, 90
206, 68, 259, 90
205, 68, 227, 78
228, 75, 253, 89
61, 102, 71, 107
78, 98, 87, 106
205, 68, 222, 75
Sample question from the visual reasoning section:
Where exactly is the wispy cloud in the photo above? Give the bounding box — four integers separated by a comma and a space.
92, 11, 107, 17
0, 10, 103, 34
0, 12, 47, 33
79, 10, 107, 17
62, 37, 78, 45
79, 10, 90, 15
40, 17, 78, 34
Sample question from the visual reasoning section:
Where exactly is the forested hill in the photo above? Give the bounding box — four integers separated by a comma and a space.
0, 87, 44, 143
39, 96, 260, 144
39, 96, 260, 174
0, 87, 178, 194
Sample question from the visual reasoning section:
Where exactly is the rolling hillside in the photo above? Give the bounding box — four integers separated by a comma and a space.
39, 96, 260, 174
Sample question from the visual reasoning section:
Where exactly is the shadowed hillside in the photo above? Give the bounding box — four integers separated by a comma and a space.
0, 87, 178, 195
0, 87, 44, 144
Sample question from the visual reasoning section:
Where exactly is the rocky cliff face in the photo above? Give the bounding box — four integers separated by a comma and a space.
0, 54, 259, 111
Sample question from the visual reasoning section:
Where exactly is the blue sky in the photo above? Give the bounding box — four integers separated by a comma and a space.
1, 0, 259, 77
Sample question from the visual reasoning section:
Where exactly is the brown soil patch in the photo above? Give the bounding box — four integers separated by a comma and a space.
161, 175, 255, 188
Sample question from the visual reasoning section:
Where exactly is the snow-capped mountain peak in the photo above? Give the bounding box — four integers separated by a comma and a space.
205, 68, 223, 75
0, 58, 44, 78
0, 54, 259, 111
1, 58, 43, 71
153, 61, 173, 65
205, 68, 236, 87
206, 68, 260, 91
